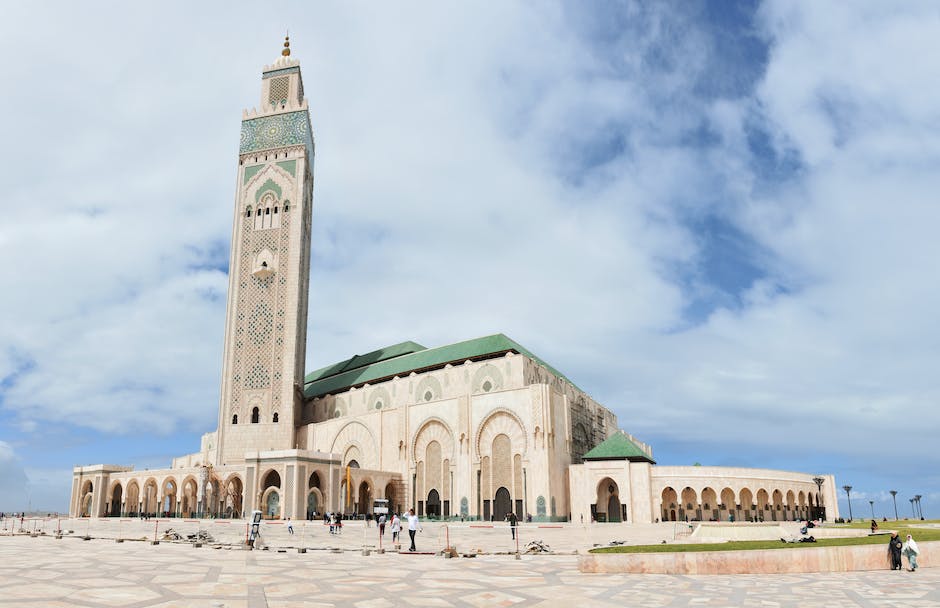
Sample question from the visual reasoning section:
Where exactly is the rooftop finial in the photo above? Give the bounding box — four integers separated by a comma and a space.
282, 32, 291, 57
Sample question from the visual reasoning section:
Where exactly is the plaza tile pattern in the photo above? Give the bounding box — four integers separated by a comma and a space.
1, 534, 938, 607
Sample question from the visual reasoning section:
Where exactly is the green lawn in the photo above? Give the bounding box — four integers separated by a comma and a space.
590, 526, 940, 554
832, 519, 939, 530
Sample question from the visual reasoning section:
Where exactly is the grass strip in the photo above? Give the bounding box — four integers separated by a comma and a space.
589, 527, 940, 554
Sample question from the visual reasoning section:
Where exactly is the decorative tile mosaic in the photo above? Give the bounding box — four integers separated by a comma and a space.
240, 111, 313, 157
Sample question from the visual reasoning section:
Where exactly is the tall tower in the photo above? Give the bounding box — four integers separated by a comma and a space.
216, 38, 314, 464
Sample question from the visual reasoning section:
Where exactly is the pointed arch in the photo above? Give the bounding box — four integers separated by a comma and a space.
330, 420, 378, 469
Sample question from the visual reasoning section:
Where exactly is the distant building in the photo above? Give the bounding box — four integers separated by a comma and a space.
71, 42, 839, 524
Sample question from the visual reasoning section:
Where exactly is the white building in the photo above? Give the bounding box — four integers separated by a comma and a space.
71, 42, 840, 525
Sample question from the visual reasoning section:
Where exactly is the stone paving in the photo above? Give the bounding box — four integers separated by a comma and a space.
1, 533, 938, 607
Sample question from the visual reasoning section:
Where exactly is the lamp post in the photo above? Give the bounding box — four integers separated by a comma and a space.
910, 498, 916, 519
842, 485, 853, 521
889, 490, 898, 520
914, 495, 923, 519
812, 476, 825, 521
869, 500, 875, 519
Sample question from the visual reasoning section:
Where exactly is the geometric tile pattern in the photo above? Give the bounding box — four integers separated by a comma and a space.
240, 111, 313, 157
2, 533, 938, 608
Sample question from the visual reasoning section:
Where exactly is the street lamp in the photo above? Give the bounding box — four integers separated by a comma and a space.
914, 495, 923, 519
910, 498, 916, 519
842, 485, 853, 521
869, 500, 875, 519
889, 490, 898, 520
812, 476, 825, 521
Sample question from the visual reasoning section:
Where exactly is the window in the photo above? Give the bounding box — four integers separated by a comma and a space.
245, 208, 252, 218
273, 207, 278, 214
482, 380, 493, 392
251, 407, 260, 424
265, 208, 270, 215
256, 209, 262, 216
232, 414, 238, 425
424, 390, 433, 402
272, 412, 279, 423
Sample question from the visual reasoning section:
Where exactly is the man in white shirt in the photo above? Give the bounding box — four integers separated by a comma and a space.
406, 508, 422, 552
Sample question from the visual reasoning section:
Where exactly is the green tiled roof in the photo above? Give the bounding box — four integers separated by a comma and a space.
582, 431, 655, 463
303, 334, 577, 399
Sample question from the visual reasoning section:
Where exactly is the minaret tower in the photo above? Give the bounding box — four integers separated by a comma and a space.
215, 37, 314, 464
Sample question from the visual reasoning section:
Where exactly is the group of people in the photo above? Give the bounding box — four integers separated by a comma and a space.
374, 509, 422, 551
888, 532, 920, 572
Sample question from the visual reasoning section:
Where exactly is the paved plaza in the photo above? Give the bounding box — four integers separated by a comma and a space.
1, 522, 938, 607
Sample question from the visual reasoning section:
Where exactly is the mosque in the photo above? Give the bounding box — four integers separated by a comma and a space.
70, 41, 840, 525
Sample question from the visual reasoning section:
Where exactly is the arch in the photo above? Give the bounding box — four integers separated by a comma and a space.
232, 414, 238, 425
79, 480, 94, 517
330, 421, 379, 469
494, 487, 512, 520
476, 409, 527, 457
272, 412, 279, 423
357, 480, 373, 515
344, 445, 362, 469
426, 489, 441, 518
309, 471, 321, 489
224, 475, 244, 518
125, 480, 140, 515
161, 477, 178, 516
740, 488, 754, 521
307, 488, 322, 518
263, 488, 281, 518
798, 490, 806, 507
412, 418, 456, 463
701, 487, 718, 521
662, 487, 678, 521
414, 375, 443, 402
109, 481, 123, 517
251, 407, 260, 424
771, 489, 784, 520
262, 469, 281, 491
367, 386, 392, 411
142, 478, 159, 515
471, 363, 504, 393
596, 478, 621, 523
181, 476, 198, 518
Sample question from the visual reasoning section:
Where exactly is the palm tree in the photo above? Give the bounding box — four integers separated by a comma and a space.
889, 490, 898, 520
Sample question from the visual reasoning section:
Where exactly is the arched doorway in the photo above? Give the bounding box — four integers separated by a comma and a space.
162, 479, 177, 517
125, 481, 140, 516
80, 480, 94, 516
265, 490, 280, 518
224, 476, 243, 518
307, 490, 320, 519
110, 483, 123, 517
661, 487, 678, 521
494, 487, 511, 520
427, 489, 441, 518
358, 481, 372, 515
596, 479, 622, 522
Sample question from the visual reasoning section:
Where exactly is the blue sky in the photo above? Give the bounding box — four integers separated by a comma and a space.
1, 1, 938, 519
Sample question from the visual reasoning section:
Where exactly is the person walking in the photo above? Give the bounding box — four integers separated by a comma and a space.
390, 512, 401, 546
506, 512, 518, 540
903, 534, 920, 572
406, 508, 422, 552
287, 518, 294, 535
888, 532, 903, 570
378, 513, 387, 536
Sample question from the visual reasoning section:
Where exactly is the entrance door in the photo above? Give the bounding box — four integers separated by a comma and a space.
426, 489, 441, 518
494, 487, 512, 520
307, 491, 318, 518
607, 495, 621, 522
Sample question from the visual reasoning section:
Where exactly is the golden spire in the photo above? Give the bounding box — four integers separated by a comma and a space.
281, 33, 291, 57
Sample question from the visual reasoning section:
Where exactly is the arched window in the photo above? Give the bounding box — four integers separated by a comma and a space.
251, 407, 260, 424
245, 207, 252, 218
273, 206, 278, 214
232, 414, 238, 425
265, 208, 270, 215
272, 412, 279, 423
